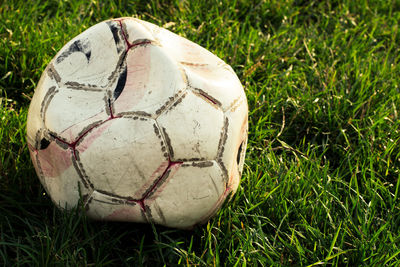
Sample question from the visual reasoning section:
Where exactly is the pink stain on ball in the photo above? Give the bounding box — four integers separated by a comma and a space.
36, 142, 73, 178
75, 119, 113, 155
114, 46, 151, 112
105, 206, 143, 222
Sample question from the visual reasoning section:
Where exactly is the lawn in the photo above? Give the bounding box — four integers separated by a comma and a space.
1, 0, 400, 266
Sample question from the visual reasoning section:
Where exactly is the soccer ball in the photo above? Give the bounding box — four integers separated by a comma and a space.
27, 17, 248, 229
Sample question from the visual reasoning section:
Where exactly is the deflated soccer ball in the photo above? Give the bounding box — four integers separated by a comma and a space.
27, 17, 248, 229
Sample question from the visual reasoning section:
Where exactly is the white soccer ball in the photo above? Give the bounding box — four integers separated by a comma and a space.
27, 17, 248, 229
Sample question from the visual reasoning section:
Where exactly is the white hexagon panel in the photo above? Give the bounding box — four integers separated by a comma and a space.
156, 91, 225, 162
27, 17, 248, 229
147, 161, 227, 229
44, 88, 108, 143
133, 18, 245, 111
52, 20, 126, 89
76, 117, 168, 199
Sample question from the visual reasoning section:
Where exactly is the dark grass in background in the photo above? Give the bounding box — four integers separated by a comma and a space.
1, 0, 400, 265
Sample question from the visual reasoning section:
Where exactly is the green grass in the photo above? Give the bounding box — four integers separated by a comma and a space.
1, 0, 400, 265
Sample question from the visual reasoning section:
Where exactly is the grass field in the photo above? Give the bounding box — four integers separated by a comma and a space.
1, 0, 400, 265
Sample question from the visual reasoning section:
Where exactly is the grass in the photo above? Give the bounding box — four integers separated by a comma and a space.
1, 0, 400, 265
